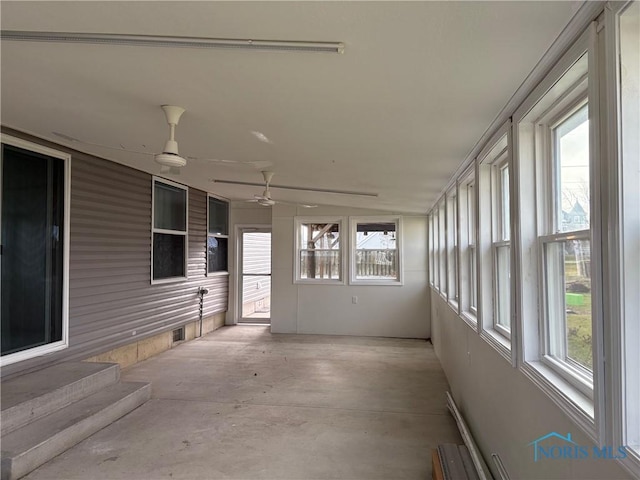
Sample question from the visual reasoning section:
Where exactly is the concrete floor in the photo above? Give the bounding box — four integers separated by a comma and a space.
24, 326, 462, 479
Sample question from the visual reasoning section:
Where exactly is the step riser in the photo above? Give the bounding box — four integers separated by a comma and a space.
1, 364, 120, 436
1, 383, 150, 480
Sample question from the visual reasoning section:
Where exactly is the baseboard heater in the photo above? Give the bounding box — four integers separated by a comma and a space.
432, 392, 494, 480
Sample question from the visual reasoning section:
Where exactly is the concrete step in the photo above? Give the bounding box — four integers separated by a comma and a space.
0, 381, 151, 480
1, 362, 120, 436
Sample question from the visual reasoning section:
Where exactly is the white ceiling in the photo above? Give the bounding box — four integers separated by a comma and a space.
1, 1, 580, 213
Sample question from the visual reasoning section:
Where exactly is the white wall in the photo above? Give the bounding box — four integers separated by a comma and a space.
227, 202, 272, 324
430, 291, 631, 480
271, 204, 430, 338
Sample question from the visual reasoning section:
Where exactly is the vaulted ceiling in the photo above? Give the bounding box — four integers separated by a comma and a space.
1, 1, 580, 213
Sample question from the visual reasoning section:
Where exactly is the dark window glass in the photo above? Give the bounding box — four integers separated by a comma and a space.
153, 233, 186, 279
208, 237, 228, 273
208, 197, 228, 235
154, 182, 186, 231
1, 144, 65, 356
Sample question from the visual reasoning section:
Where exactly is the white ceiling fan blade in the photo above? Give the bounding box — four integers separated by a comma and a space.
192, 158, 274, 169
211, 178, 378, 197
276, 200, 318, 208
52, 132, 154, 156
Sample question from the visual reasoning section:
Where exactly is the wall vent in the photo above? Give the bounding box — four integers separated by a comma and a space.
172, 327, 185, 343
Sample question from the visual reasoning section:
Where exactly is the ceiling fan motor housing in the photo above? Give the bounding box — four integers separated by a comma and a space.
155, 152, 187, 168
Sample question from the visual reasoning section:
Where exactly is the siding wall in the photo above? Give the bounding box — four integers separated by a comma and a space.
1, 129, 228, 378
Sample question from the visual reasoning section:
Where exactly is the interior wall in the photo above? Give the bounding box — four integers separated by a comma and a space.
227, 202, 272, 324
271, 204, 429, 338
430, 291, 631, 480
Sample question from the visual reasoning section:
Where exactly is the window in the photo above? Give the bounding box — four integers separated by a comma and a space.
544, 103, 593, 374
494, 162, 511, 333
478, 126, 512, 355
295, 217, 344, 283
428, 214, 435, 286
207, 196, 229, 274
350, 217, 402, 285
515, 27, 600, 428
433, 208, 441, 290
468, 182, 477, 312
458, 170, 477, 325
438, 199, 447, 297
152, 178, 188, 282
446, 190, 458, 304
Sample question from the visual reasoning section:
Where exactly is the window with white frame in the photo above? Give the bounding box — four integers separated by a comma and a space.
438, 199, 447, 297
295, 218, 343, 283
433, 208, 440, 290
428, 214, 435, 286
152, 178, 188, 282
516, 30, 597, 406
458, 173, 478, 320
207, 196, 229, 274
494, 162, 511, 333
350, 217, 401, 284
478, 128, 512, 349
446, 190, 458, 304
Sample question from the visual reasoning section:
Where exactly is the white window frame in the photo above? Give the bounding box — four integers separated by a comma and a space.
433, 207, 441, 291
458, 166, 478, 328
428, 214, 435, 286
0, 135, 71, 366
349, 216, 403, 286
437, 198, 447, 299
477, 122, 514, 362
446, 188, 459, 309
206, 194, 230, 276
294, 216, 346, 285
151, 176, 189, 284
514, 25, 603, 441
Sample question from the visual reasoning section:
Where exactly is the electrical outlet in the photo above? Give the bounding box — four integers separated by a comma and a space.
352, 296, 358, 304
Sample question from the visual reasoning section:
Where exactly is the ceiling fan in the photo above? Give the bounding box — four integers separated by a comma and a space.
247, 171, 317, 208
53, 105, 271, 174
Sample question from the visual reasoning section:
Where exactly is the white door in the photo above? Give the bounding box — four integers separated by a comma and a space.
238, 228, 271, 324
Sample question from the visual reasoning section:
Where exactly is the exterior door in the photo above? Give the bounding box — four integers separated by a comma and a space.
1, 138, 69, 365
239, 228, 271, 324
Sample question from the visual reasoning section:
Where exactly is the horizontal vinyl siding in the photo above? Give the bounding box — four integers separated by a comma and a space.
1, 129, 228, 377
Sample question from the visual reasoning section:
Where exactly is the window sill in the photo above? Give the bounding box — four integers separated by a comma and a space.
447, 299, 460, 315
350, 278, 402, 286
460, 311, 478, 331
520, 360, 596, 442
295, 279, 345, 286
207, 271, 230, 277
151, 276, 188, 285
480, 328, 513, 365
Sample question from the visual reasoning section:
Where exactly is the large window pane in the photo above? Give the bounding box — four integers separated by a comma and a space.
554, 104, 590, 233
545, 239, 592, 372
298, 222, 341, 281
500, 166, 510, 240
355, 222, 398, 280
207, 236, 228, 273
208, 197, 228, 235
495, 245, 511, 330
154, 182, 186, 231
153, 233, 186, 279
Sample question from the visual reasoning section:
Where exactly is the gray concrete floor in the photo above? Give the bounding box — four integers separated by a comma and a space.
24, 326, 462, 479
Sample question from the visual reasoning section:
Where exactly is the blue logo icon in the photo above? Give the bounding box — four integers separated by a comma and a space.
528, 432, 628, 462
